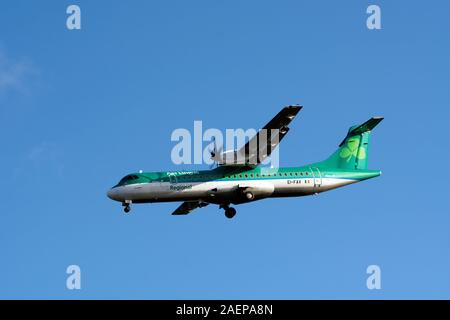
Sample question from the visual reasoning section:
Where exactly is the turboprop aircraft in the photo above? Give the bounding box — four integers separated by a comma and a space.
107, 106, 383, 219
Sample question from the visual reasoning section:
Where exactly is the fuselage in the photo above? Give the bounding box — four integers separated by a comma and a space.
107, 165, 381, 205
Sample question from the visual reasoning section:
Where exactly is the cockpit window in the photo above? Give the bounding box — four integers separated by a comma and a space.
119, 175, 139, 184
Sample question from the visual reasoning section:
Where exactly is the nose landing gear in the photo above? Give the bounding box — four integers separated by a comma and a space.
122, 201, 132, 214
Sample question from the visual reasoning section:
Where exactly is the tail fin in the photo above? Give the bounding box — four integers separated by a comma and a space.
318, 117, 384, 170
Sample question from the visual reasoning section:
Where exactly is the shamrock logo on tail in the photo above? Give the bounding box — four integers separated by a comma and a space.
339, 137, 366, 162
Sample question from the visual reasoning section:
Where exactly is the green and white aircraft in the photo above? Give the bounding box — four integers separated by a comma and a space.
107, 106, 383, 219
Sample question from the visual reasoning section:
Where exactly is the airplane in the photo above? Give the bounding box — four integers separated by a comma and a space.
107, 106, 383, 219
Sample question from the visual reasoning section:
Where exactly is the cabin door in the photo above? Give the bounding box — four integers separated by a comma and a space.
311, 167, 322, 188
169, 174, 178, 185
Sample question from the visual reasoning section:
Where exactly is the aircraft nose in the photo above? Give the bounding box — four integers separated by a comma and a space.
107, 188, 114, 200
107, 188, 120, 201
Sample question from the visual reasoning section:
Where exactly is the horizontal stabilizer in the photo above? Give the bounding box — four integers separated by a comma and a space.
339, 117, 384, 147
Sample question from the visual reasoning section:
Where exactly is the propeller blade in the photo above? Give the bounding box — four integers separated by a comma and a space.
209, 136, 217, 158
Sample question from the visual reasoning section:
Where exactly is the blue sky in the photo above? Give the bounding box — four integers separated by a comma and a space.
1, 0, 449, 299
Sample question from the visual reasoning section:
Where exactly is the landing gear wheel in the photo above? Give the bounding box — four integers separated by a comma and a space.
225, 207, 236, 219
122, 200, 132, 214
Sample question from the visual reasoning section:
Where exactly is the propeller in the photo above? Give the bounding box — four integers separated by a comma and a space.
208, 136, 223, 169
209, 136, 217, 158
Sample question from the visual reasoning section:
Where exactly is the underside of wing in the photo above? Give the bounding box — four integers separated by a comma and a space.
239, 105, 302, 166
171, 201, 209, 215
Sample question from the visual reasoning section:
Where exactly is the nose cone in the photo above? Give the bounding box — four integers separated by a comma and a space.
107, 188, 121, 201
107, 188, 114, 200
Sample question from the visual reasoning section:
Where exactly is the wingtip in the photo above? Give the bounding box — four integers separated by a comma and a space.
285, 104, 303, 111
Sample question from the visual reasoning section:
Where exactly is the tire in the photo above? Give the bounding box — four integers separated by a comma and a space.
124, 206, 131, 213
225, 207, 236, 219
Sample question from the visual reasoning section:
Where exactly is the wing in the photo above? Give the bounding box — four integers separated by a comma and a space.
238, 105, 302, 166
171, 201, 209, 215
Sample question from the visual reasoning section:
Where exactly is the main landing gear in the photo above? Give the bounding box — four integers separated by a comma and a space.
122, 201, 132, 214
220, 204, 237, 219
